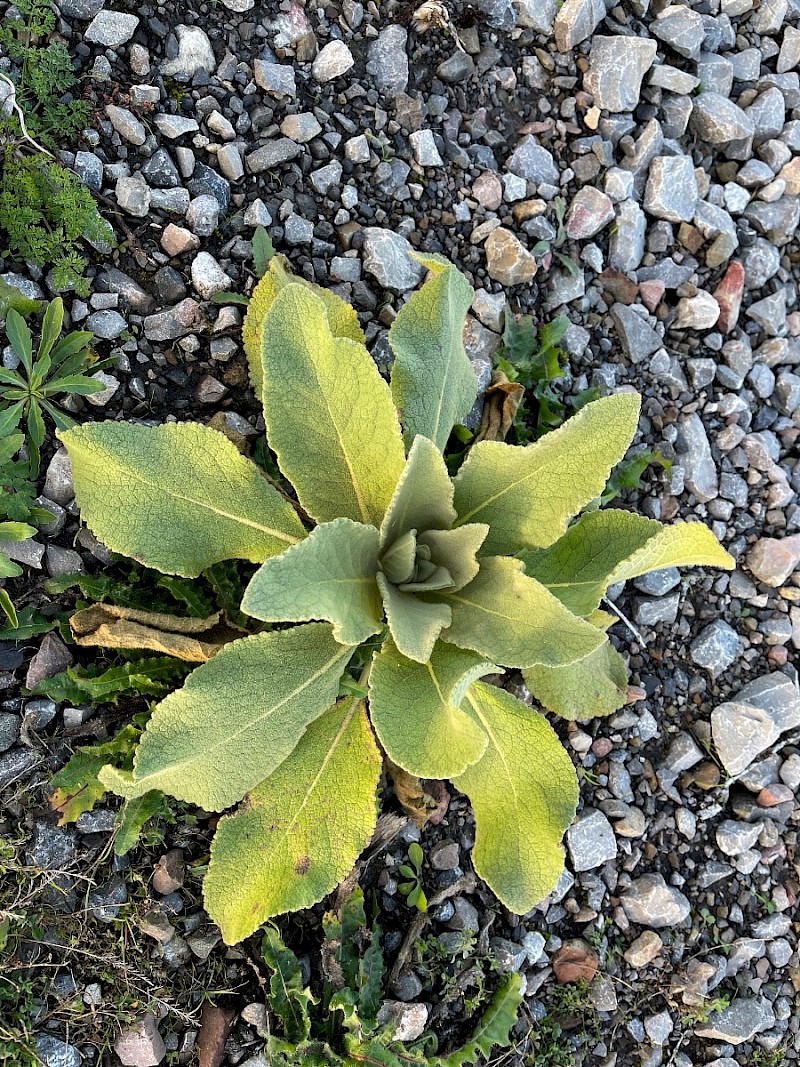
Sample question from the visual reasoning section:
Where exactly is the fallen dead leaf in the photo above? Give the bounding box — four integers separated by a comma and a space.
70, 604, 243, 662
387, 760, 441, 829
475, 370, 525, 443
553, 939, 599, 984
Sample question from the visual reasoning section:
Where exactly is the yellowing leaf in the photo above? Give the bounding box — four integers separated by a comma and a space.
379, 434, 456, 549
524, 638, 629, 720
243, 256, 364, 398
242, 518, 383, 646
98, 624, 352, 811
70, 604, 241, 662
520, 509, 734, 617
60, 422, 305, 578
204, 697, 381, 944
453, 682, 578, 913
440, 556, 605, 669
376, 573, 451, 664
369, 639, 492, 779
452, 393, 641, 555
389, 254, 477, 452
259, 285, 406, 527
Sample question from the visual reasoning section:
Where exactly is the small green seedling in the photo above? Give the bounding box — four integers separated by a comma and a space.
398, 842, 427, 912
58, 252, 733, 945
0, 298, 109, 474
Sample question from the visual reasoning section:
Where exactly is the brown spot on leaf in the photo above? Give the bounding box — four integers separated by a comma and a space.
294, 855, 310, 875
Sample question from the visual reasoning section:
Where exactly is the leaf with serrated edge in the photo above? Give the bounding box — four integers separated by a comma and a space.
377, 573, 451, 664
452, 393, 641, 555
389, 254, 477, 452
59, 422, 305, 578
379, 435, 455, 549
520, 509, 734, 617
260, 927, 314, 1044
369, 639, 492, 778
440, 556, 604, 669
204, 697, 381, 944
453, 683, 578, 914
99, 624, 352, 811
243, 256, 364, 399
418, 524, 489, 592
434, 974, 522, 1067
260, 285, 405, 527
242, 518, 383, 646
524, 638, 629, 720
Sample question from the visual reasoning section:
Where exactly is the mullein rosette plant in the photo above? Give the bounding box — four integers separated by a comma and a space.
59, 253, 733, 944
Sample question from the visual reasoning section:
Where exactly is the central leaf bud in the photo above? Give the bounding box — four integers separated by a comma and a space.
378, 528, 455, 593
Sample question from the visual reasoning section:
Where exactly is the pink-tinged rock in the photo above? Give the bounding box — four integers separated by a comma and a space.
566, 187, 615, 240
639, 279, 665, 312
115, 1013, 166, 1066
714, 260, 745, 334
758, 783, 794, 807
747, 533, 800, 586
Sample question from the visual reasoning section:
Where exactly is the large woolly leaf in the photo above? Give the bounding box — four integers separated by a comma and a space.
243, 256, 364, 399
242, 518, 383, 645
453, 683, 578, 913
452, 393, 641, 555
440, 556, 605, 669
259, 285, 406, 527
379, 434, 456, 549
369, 639, 492, 778
524, 638, 629, 720
376, 573, 451, 664
59, 422, 305, 577
389, 254, 477, 452
434, 974, 523, 1067
99, 625, 351, 810
520, 509, 734, 617
205, 697, 381, 944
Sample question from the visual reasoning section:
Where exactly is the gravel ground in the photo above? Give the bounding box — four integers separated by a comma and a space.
1, 0, 800, 1064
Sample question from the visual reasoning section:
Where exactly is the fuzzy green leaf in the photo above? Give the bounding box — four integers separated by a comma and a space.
0, 587, 18, 627
369, 639, 492, 778
204, 697, 381, 944
452, 393, 641, 554
414, 524, 488, 592
49, 724, 142, 825
99, 625, 352, 811
453, 683, 578, 913
0, 276, 42, 320
524, 638, 629, 720
379, 434, 456, 549
243, 255, 364, 400
520, 509, 734, 617
434, 973, 522, 1067
259, 284, 406, 527
440, 556, 605, 669
261, 926, 314, 1045
389, 254, 477, 452
376, 573, 451, 664
242, 518, 383, 646
60, 422, 306, 578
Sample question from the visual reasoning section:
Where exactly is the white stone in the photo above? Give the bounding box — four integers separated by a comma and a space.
312, 41, 354, 83
160, 25, 216, 79
191, 252, 233, 300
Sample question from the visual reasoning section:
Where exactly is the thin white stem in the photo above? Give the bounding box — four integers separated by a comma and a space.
0, 72, 54, 158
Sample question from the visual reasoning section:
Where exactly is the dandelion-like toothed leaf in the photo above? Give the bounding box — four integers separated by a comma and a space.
204, 697, 381, 945
259, 285, 406, 527
243, 256, 364, 399
242, 518, 383, 646
453, 682, 578, 913
417, 524, 489, 592
524, 638, 629, 720
369, 638, 493, 778
379, 434, 456, 549
376, 573, 451, 664
452, 392, 641, 555
440, 556, 605, 669
389, 253, 477, 452
520, 509, 734, 617
59, 422, 305, 577
98, 624, 352, 810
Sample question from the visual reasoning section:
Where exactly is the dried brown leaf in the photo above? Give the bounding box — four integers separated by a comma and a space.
475, 370, 525, 443
70, 604, 242, 662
